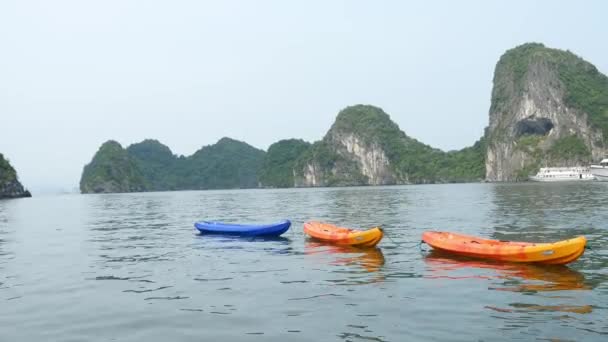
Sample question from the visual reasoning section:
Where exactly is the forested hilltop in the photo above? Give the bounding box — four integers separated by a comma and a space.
80, 138, 265, 193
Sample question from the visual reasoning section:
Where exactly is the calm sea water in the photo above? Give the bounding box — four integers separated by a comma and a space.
1, 183, 607, 341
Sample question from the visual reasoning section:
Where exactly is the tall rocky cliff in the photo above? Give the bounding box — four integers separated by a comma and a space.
486, 43, 608, 181
293, 105, 485, 186
0, 153, 31, 199
293, 105, 404, 186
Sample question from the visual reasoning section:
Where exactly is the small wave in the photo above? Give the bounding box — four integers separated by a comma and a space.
123, 286, 172, 293
280, 280, 308, 284
288, 293, 342, 301
236, 268, 288, 274
194, 277, 233, 282
338, 332, 387, 342
144, 296, 189, 300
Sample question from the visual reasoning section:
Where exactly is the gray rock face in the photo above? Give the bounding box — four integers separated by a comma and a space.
0, 179, 31, 199
80, 179, 145, 194
0, 153, 31, 199
292, 104, 486, 186
293, 106, 400, 187
324, 131, 396, 186
486, 44, 608, 181
294, 161, 326, 187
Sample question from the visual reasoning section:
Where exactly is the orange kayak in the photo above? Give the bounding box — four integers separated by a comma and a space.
303, 221, 383, 248
422, 231, 586, 265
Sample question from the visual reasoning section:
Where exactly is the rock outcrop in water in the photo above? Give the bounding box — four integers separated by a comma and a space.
486, 43, 608, 181
80, 138, 265, 193
0, 153, 31, 199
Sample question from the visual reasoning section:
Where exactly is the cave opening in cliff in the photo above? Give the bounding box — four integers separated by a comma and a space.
514, 117, 554, 137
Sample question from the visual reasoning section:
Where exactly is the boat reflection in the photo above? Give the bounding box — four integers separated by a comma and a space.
305, 242, 385, 273
193, 233, 292, 243
192, 234, 293, 255
424, 250, 590, 292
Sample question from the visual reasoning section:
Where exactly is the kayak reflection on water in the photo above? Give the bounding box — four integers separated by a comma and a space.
484, 303, 593, 314
424, 251, 593, 315
423, 250, 590, 292
304, 242, 386, 274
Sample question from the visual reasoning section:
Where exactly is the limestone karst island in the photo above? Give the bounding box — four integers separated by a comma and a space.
75, 43, 608, 194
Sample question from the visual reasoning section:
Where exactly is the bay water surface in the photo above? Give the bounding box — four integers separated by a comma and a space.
1, 183, 607, 341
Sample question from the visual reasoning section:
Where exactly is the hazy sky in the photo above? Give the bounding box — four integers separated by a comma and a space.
1, 1, 607, 193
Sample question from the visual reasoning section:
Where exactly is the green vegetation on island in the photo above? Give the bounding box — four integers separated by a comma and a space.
439, 137, 487, 182
0, 153, 31, 199
81, 106, 487, 193
294, 140, 368, 186
177, 137, 265, 190
0, 153, 17, 183
80, 141, 148, 193
558, 56, 608, 141
293, 105, 486, 185
127, 139, 176, 190
259, 139, 311, 188
81, 138, 265, 193
547, 135, 591, 161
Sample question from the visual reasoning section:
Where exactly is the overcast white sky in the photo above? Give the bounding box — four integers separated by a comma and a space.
1, 0, 607, 193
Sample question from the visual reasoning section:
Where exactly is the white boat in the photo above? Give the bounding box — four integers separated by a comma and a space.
590, 159, 608, 181
529, 166, 595, 182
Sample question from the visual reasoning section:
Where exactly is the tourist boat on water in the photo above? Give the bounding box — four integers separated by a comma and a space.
529, 167, 595, 182
590, 159, 608, 181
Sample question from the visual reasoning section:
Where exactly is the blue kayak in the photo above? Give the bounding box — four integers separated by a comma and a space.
194, 220, 291, 237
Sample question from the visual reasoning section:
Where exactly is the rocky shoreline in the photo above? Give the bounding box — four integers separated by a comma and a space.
0, 179, 31, 199
0, 153, 31, 199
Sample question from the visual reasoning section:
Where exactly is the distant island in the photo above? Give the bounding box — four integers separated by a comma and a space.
0, 153, 31, 199
80, 137, 265, 193
80, 42, 608, 193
